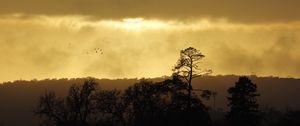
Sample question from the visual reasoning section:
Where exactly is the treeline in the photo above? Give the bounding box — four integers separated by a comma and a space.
34, 76, 211, 126
34, 76, 300, 126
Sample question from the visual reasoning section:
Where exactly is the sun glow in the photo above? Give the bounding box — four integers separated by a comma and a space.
121, 18, 145, 30
122, 18, 144, 23
98, 18, 168, 31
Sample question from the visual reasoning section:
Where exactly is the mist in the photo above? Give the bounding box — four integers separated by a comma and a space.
0, 15, 300, 82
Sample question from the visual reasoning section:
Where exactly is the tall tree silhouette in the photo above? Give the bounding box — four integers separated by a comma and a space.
173, 47, 211, 109
227, 77, 260, 126
162, 75, 211, 126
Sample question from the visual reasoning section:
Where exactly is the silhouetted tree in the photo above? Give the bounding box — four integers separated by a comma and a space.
123, 80, 166, 126
94, 89, 127, 126
65, 79, 97, 125
163, 76, 211, 126
34, 77, 212, 126
173, 47, 212, 110
227, 77, 260, 126
123, 77, 211, 126
34, 79, 98, 126
34, 91, 65, 126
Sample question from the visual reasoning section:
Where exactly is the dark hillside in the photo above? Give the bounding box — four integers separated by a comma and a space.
0, 75, 299, 126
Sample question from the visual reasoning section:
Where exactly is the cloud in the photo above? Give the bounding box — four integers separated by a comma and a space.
1, 0, 300, 23
0, 15, 300, 82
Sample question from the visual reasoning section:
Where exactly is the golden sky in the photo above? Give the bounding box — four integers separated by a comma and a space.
0, 0, 300, 82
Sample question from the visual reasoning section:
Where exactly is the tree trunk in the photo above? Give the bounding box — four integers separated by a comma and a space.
188, 60, 193, 111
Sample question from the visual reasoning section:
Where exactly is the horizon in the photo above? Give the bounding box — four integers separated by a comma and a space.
1, 74, 299, 84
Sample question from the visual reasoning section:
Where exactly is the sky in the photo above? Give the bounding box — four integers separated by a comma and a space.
0, 0, 300, 82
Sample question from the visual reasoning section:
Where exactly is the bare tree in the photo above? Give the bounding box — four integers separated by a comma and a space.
173, 47, 212, 109
34, 79, 98, 126
66, 79, 97, 125
33, 91, 65, 126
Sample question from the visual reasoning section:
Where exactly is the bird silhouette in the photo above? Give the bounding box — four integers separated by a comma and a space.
85, 48, 103, 55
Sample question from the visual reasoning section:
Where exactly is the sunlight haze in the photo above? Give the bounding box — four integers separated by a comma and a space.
0, 0, 300, 82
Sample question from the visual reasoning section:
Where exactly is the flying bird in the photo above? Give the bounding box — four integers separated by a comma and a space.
85, 48, 104, 55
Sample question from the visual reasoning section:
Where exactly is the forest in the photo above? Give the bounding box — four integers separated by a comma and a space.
31, 76, 300, 126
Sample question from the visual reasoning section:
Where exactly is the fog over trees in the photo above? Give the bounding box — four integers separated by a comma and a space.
0, 47, 299, 126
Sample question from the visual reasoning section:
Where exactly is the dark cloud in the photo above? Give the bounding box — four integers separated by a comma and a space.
1, 0, 300, 23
